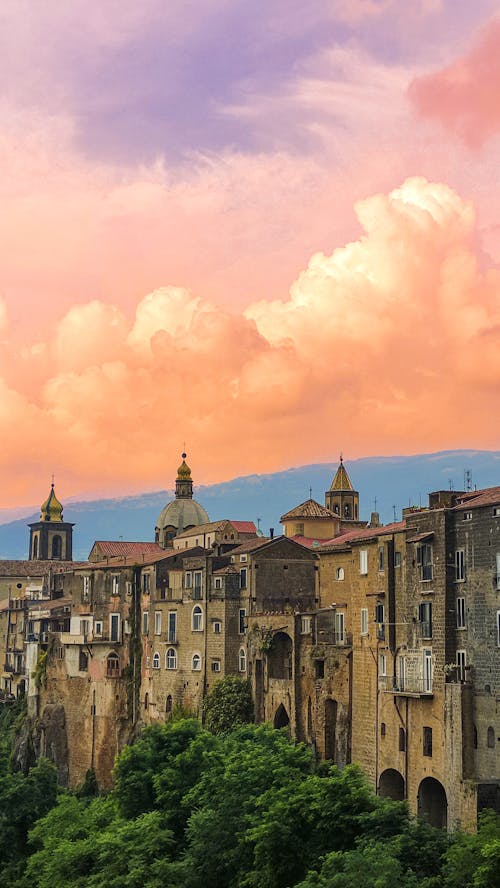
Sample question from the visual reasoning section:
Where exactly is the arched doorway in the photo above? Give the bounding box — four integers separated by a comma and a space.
274, 703, 290, 729
417, 777, 447, 829
324, 699, 337, 761
379, 768, 405, 801
268, 632, 293, 680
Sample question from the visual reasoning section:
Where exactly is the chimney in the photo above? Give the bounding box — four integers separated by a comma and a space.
270, 527, 274, 539
369, 511, 381, 528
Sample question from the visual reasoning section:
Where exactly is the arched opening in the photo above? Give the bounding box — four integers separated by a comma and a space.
106, 653, 120, 678
17, 679, 26, 698
274, 703, 290, 729
379, 768, 405, 801
33, 537, 38, 559
417, 777, 448, 829
324, 698, 337, 761
487, 726, 495, 748
268, 632, 293, 680
51, 535, 62, 558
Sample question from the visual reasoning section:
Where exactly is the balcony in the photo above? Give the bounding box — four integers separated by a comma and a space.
60, 632, 88, 645
379, 676, 433, 697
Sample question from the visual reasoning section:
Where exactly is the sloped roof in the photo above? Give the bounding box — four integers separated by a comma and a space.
90, 541, 163, 558
329, 460, 355, 492
453, 486, 500, 511
175, 520, 229, 538
230, 521, 257, 534
85, 546, 204, 570
319, 520, 406, 551
280, 499, 336, 521
0, 560, 87, 577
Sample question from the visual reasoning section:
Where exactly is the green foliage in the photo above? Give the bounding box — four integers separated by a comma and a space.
76, 769, 99, 799
0, 716, 498, 888
0, 697, 26, 774
32, 650, 48, 689
0, 757, 58, 885
202, 676, 254, 734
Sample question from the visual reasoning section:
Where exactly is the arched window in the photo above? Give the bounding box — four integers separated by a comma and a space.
239, 647, 246, 672
487, 726, 495, 748
192, 606, 203, 631
166, 648, 177, 670
106, 653, 120, 677
399, 727, 406, 751
192, 653, 201, 671
336, 567, 345, 581
51, 535, 62, 558
153, 652, 160, 669
33, 537, 38, 559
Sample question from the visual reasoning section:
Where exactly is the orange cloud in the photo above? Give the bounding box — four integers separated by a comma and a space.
0, 176, 499, 506
409, 18, 500, 147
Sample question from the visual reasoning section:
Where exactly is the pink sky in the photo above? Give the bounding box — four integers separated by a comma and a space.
1, 1, 500, 506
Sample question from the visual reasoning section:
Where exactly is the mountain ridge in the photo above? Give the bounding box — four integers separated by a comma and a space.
1, 449, 499, 561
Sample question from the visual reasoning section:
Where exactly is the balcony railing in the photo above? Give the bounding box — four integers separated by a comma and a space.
379, 676, 433, 696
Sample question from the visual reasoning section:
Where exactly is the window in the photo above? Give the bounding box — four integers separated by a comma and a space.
335, 612, 345, 644
423, 648, 432, 693
240, 554, 248, 563
375, 603, 385, 624
314, 660, 325, 679
239, 648, 246, 672
359, 550, 368, 575
394, 551, 401, 568
336, 567, 345, 581
494, 507, 500, 517
109, 613, 120, 643
214, 577, 222, 590
496, 554, 500, 591
416, 543, 432, 580
152, 652, 160, 669
455, 549, 465, 581
301, 616, 312, 635
83, 576, 91, 600
497, 609, 500, 646
185, 572, 192, 588
487, 726, 495, 748
361, 608, 368, 636
166, 695, 173, 714
111, 575, 120, 596
423, 726, 432, 757
193, 572, 202, 598
79, 650, 88, 671
295, 523, 304, 535
418, 601, 432, 638
456, 649, 467, 682
106, 653, 120, 677
192, 653, 201, 671
399, 728, 406, 751
398, 656, 406, 691
94, 620, 103, 637
154, 611, 162, 635
380, 722, 386, 737
463, 511, 472, 521
168, 611, 177, 643
126, 581, 132, 596
240, 568, 247, 590
142, 573, 150, 594
473, 724, 478, 749
211, 660, 221, 673
166, 648, 177, 670
378, 547, 384, 571
379, 653, 386, 677
192, 606, 203, 631
51, 535, 62, 558
239, 608, 247, 635
456, 597, 466, 629
213, 621, 222, 634
142, 611, 149, 635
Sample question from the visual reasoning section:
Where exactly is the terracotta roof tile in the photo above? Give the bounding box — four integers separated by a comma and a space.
230, 521, 257, 534
280, 499, 337, 521
319, 521, 406, 551
453, 486, 500, 511
0, 560, 87, 577
91, 541, 163, 557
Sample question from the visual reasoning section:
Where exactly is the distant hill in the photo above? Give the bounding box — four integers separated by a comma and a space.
1, 449, 499, 561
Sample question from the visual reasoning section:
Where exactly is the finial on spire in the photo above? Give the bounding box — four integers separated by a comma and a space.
339, 452, 343, 464
51, 472, 55, 487
309, 485, 312, 499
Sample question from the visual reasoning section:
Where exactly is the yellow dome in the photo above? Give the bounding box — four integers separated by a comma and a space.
177, 452, 192, 481
40, 483, 64, 522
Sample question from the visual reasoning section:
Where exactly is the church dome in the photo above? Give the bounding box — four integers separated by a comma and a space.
155, 452, 210, 546
40, 483, 64, 522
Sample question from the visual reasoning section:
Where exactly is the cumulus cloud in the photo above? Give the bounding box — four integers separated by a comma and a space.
0, 176, 499, 505
409, 17, 500, 147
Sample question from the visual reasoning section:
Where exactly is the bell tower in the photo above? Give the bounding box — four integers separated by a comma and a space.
28, 482, 74, 561
325, 456, 360, 522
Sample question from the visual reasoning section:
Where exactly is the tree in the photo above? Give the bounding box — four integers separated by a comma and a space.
202, 676, 254, 734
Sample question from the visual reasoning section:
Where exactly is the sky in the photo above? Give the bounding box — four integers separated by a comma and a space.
1, 0, 500, 506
